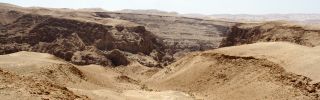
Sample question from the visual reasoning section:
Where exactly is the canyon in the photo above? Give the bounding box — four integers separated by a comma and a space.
1, 3, 320, 100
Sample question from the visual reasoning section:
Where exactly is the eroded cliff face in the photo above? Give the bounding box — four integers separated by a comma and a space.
220, 22, 320, 47
0, 5, 239, 67
0, 11, 167, 67
95, 12, 235, 58
4, 4, 320, 68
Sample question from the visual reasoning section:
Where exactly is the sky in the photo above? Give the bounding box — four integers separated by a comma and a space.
0, 0, 319, 15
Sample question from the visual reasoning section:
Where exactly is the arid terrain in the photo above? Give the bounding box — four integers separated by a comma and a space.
1, 2, 320, 100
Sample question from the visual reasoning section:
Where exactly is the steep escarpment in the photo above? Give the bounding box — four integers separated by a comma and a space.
0, 4, 237, 66
220, 22, 320, 47
95, 12, 235, 58
0, 12, 166, 67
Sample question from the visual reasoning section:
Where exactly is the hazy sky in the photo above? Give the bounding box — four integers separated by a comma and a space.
1, 0, 319, 15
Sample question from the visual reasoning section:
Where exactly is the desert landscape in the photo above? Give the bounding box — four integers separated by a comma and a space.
1, 1, 320, 100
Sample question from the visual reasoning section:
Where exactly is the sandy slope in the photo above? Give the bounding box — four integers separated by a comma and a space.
0, 51, 193, 100
213, 42, 320, 83
0, 51, 86, 100
146, 42, 320, 100
1, 43, 320, 100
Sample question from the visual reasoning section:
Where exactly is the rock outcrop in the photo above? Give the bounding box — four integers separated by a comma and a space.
105, 49, 130, 66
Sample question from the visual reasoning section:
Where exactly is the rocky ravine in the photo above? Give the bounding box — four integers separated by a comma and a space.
95, 12, 235, 58
2, 3, 320, 67
0, 3, 238, 67
0, 8, 170, 67
2, 3, 320, 100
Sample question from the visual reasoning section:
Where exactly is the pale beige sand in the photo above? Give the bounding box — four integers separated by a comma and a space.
146, 42, 320, 100
0, 51, 193, 100
212, 42, 320, 83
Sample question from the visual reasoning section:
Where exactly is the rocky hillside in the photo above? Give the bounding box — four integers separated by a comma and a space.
95, 12, 235, 58
0, 3, 240, 67
0, 6, 167, 67
2, 3, 320, 68
220, 22, 320, 47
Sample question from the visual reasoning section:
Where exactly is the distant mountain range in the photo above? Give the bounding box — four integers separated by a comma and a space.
2, 2, 318, 24
209, 14, 320, 23
115, 9, 320, 24
118, 9, 179, 16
